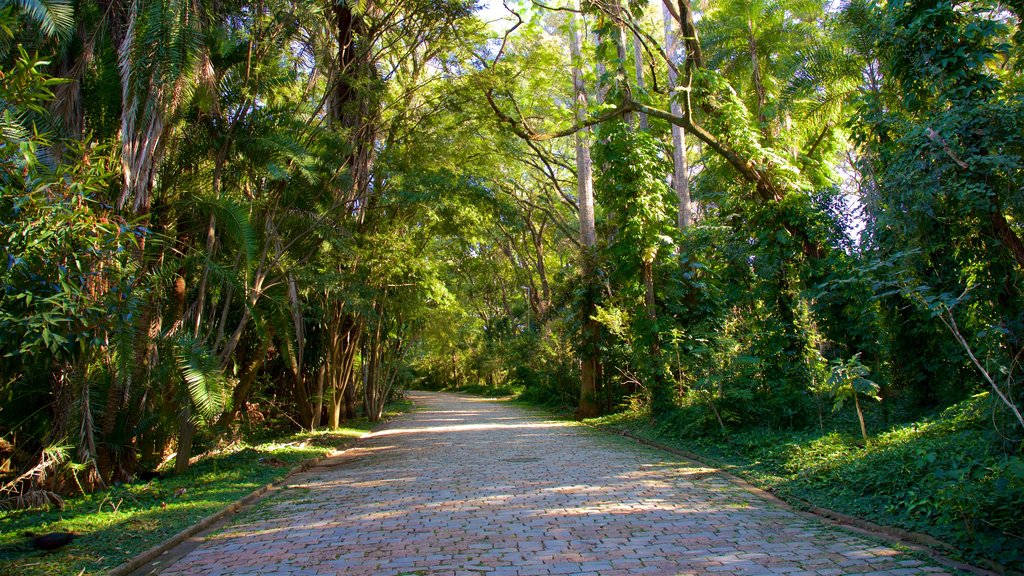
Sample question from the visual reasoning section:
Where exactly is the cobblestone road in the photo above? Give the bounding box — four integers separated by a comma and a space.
158, 391, 954, 576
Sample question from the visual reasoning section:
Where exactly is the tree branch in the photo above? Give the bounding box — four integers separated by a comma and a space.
484, 88, 630, 141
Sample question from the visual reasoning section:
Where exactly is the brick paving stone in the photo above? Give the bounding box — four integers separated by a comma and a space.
157, 392, 954, 576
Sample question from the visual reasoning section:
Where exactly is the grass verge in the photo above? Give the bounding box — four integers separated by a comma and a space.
0, 400, 410, 576
589, 392, 1024, 573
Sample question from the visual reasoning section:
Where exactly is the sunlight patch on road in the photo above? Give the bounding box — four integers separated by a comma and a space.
370, 422, 568, 436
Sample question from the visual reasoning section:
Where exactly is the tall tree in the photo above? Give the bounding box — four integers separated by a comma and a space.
662, 1, 691, 231
569, 1, 600, 418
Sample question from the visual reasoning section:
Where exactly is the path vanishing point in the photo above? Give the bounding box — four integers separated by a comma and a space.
154, 391, 958, 576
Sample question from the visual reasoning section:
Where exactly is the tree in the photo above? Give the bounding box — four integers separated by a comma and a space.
852, 0, 1024, 426
569, 1, 601, 418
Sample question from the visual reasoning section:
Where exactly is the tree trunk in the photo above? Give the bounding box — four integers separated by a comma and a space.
747, 24, 768, 127
854, 392, 868, 444
342, 323, 361, 422
344, 372, 358, 421
662, 2, 692, 231
570, 1, 601, 419
529, 219, 552, 317
610, 0, 633, 127
311, 364, 326, 430
328, 317, 361, 428
77, 365, 104, 491
329, 378, 343, 429
632, 32, 648, 131
644, 261, 656, 321
174, 404, 195, 475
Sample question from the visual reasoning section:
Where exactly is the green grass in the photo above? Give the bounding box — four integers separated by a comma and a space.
589, 392, 1024, 572
0, 401, 410, 576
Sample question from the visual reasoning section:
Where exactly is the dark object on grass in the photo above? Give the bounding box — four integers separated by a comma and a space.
135, 470, 164, 482
26, 532, 76, 550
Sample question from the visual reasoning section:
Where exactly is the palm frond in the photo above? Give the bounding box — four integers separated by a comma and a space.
176, 338, 228, 420
5, 0, 73, 39
189, 194, 259, 266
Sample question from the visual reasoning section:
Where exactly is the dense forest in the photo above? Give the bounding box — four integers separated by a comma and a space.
0, 0, 1022, 568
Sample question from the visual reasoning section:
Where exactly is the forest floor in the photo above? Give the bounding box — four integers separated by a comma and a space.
146, 391, 964, 576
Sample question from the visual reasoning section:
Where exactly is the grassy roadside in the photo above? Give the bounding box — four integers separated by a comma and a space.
438, 385, 1023, 572
590, 393, 1023, 573
0, 400, 410, 576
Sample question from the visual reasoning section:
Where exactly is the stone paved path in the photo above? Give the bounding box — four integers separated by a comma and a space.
158, 391, 955, 576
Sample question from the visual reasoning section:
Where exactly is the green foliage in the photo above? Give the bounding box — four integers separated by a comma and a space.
0, 0, 73, 41
0, 1, 1022, 570
850, 0, 1024, 425
176, 338, 229, 420
0, 143, 127, 360
827, 354, 881, 413
590, 122, 677, 413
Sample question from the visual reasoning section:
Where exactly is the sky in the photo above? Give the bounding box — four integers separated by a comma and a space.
476, 0, 523, 30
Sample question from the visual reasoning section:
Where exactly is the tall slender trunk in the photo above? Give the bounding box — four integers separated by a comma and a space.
854, 393, 868, 443
632, 32, 648, 130
662, 2, 692, 231
643, 256, 670, 414
285, 273, 309, 426
344, 369, 358, 420
328, 314, 361, 428
329, 328, 360, 428
570, 2, 601, 419
610, 0, 633, 127
528, 218, 552, 316
363, 313, 385, 421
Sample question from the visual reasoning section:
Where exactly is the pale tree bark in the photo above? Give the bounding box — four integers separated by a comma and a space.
662, 1, 691, 231
593, 29, 609, 105
633, 32, 648, 131
571, 6, 597, 249
114, 0, 201, 216
570, 1, 600, 419
610, 0, 633, 127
